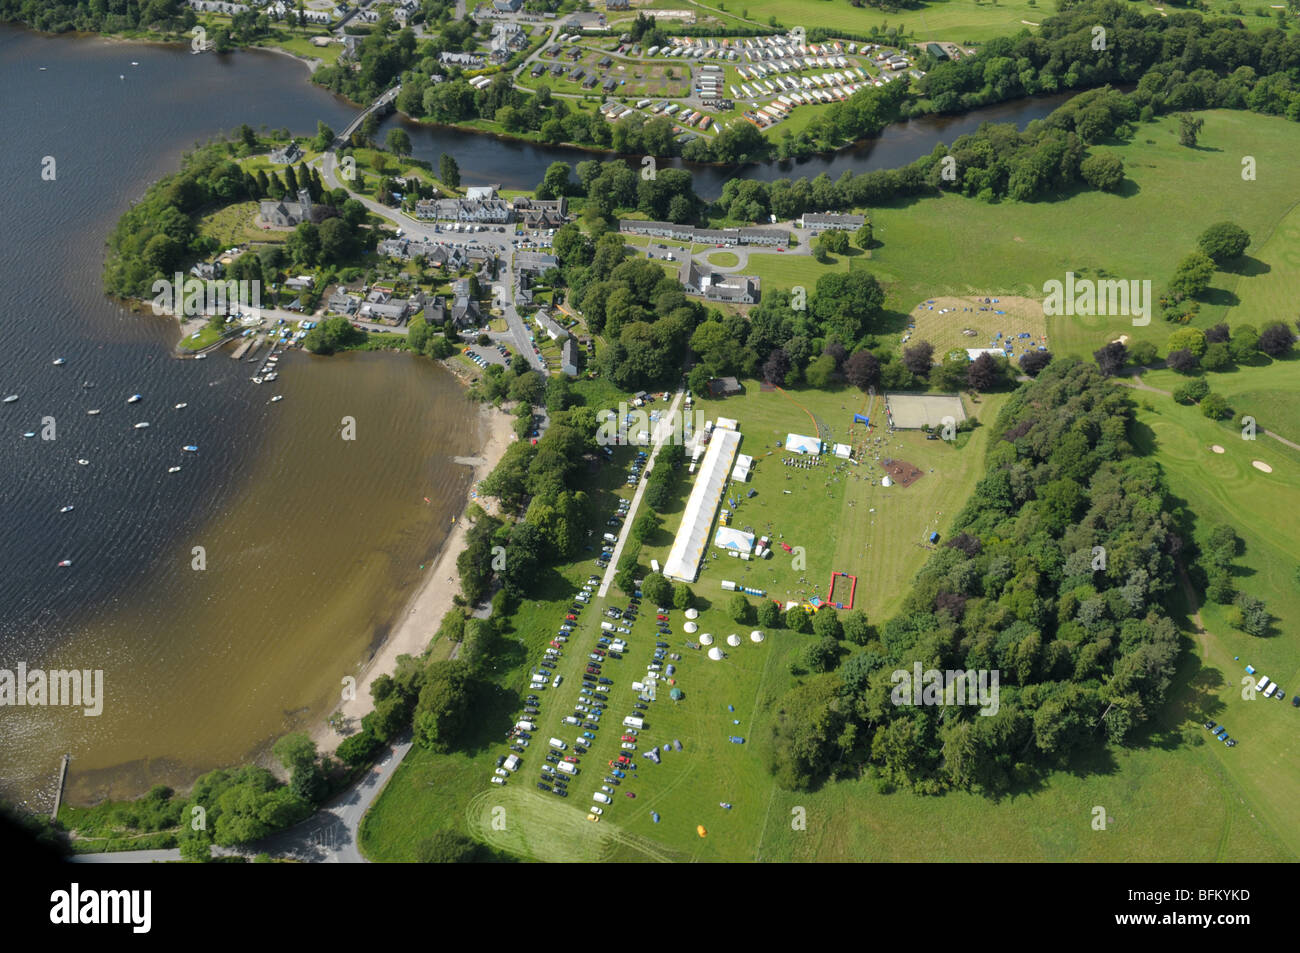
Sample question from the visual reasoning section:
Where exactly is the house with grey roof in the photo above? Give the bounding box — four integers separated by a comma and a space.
259, 188, 326, 228
561, 337, 581, 377
800, 212, 864, 230
533, 309, 569, 341
270, 141, 302, 165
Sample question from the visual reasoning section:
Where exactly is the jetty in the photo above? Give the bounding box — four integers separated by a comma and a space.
51, 753, 70, 820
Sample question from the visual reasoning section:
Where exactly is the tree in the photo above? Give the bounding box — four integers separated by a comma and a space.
642, 572, 673, 607
1200, 392, 1229, 419
1229, 324, 1260, 363
386, 128, 412, 155
1167, 327, 1207, 357
902, 340, 935, 377
1079, 151, 1125, 191
967, 352, 1000, 391
756, 600, 781, 628
802, 635, 839, 673
1128, 340, 1158, 366
785, 606, 811, 633
673, 583, 694, 611
1258, 321, 1297, 357
537, 161, 573, 200
439, 152, 460, 189
805, 353, 838, 389
313, 121, 335, 151
1233, 592, 1270, 636
854, 221, 874, 249
811, 606, 842, 640
763, 348, 791, 386
1197, 222, 1250, 263
1172, 378, 1209, 404
845, 349, 881, 390
1165, 348, 1198, 373
1177, 113, 1204, 147
412, 659, 478, 752
1200, 341, 1231, 371
841, 609, 870, 645
819, 230, 849, 255
1092, 341, 1127, 377
728, 593, 753, 624
1168, 250, 1215, 299
1019, 350, 1052, 376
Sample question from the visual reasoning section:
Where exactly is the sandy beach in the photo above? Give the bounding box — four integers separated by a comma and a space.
310, 399, 514, 757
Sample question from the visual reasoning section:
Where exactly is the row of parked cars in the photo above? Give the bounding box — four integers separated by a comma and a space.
595, 498, 631, 570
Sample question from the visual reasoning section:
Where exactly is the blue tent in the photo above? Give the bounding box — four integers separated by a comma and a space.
854, 414, 870, 425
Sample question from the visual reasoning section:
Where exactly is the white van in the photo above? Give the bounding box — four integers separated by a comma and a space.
593, 792, 612, 804
556, 761, 578, 775
631, 681, 645, 692
515, 720, 535, 732
1258, 676, 1273, 695
601, 621, 616, 632
563, 715, 580, 725
603, 532, 618, 543
623, 715, 644, 730
548, 737, 567, 750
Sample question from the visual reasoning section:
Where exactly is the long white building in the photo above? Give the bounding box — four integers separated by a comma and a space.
662, 427, 743, 583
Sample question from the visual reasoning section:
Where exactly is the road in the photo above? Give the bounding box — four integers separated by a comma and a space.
315, 153, 545, 371
71, 736, 415, 864
597, 387, 685, 599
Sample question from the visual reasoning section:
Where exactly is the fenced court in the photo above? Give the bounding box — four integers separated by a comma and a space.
884, 393, 967, 431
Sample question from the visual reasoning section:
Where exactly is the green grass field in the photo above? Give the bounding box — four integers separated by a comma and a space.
706, 251, 740, 267
860, 111, 1300, 361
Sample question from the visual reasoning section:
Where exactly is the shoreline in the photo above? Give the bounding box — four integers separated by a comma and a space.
308, 395, 513, 758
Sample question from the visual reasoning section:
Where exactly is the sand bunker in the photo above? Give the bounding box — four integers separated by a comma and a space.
1211, 445, 1225, 454
1253, 460, 1273, 473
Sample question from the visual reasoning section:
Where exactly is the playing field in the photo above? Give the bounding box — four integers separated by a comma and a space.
883, 391, 966, 430
908, 294, 1047, 363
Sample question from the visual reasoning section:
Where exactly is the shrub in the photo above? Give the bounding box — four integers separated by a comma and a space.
1200, 392, 1229, 419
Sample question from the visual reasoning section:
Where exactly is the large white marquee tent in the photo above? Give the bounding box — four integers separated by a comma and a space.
662, 427, 743, 582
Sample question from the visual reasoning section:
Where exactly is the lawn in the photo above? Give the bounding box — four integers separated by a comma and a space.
1124, 392, 1300, 859
860, 111, 1300, 362
907, 294, 1047, 363
706, 251, 740, 267
745, 247, 851, 288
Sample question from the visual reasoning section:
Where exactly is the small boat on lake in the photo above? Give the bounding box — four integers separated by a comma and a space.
77, 458, 89, 465
270, 395, 283, 402
57, 560, 72, 568
127, 394, 142, 403
3, 395, 17, 403
252, 377, 263, 384
87, 409, 101, 415
194, 354, 207, 360
53, 358, 66, 366
133, 422, 149, 429
22, 431, 36, 438
168, 466, 182, 473
174, 402, 188, 409
182, 445, 198, 453
59, 505, 74, 513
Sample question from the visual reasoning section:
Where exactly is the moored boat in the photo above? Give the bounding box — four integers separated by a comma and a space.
133, 421, 149, 429
87, 409, 101, 415
59, 505, 74, 513
182, 445, 198, 453
3, 395, 17, 403
127, 394, 142, 403
57, 560, 72, 567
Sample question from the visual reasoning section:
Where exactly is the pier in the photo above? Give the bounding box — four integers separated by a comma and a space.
51, 753, 69, 821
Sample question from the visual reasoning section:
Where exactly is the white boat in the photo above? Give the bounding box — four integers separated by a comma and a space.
168, 466, 182, 473
58, 560, 72, 568
252, 377, 263, 384
131, 60, 139, 66
174, 402, 188, 409
22, 431, 35, 438
127, 394, 142, 403
87, 409, 101, 415
194, 354, 207, 360
182, 445, 198, 453
53, 358, 66, 366
133, 422, 149, 429
59, 505, 74, 513
3, 395, 17, 403
270, 395, 283, 402
264, 373, 278, 381
77, 458, 89, 465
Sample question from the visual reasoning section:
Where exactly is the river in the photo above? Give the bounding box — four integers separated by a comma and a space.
0, 23, 1074, 806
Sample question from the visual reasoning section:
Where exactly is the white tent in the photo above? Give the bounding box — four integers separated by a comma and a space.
785, 433, 822, 455
707, 647, 724, 660
714, 526, 755, 553
663, 427, 743, 582
715, 416, 739, 431
700, 633, 714, 645
683, 620, 698, 633
832, 443, 851, 459
726, 633, 742, 647
881, 475, 892, 487
750, 630, 765, 643
685, 608, 699, 620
